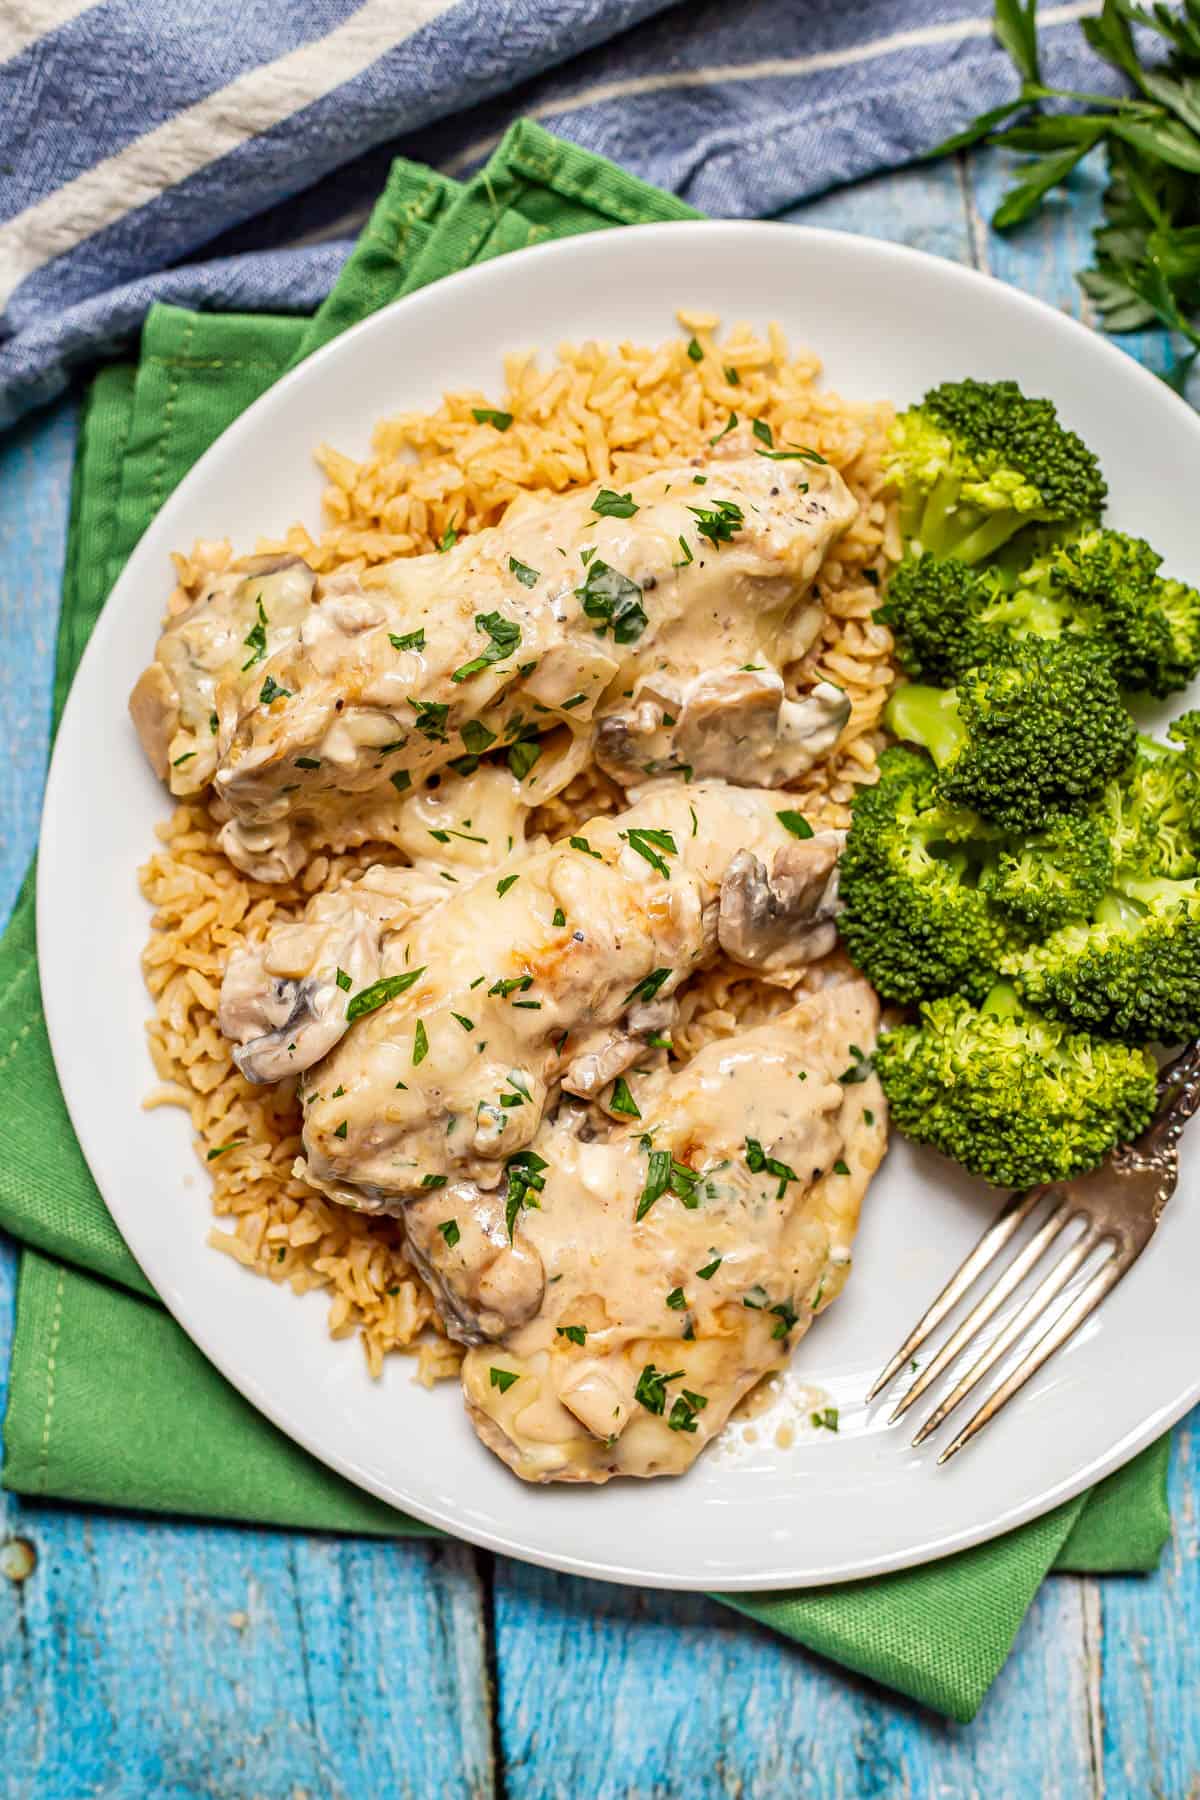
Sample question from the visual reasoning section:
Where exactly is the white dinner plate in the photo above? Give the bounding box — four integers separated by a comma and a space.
38, 222, 1200, 1590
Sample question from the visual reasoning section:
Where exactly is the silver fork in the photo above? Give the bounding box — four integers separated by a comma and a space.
868, 1039, 1200, 1463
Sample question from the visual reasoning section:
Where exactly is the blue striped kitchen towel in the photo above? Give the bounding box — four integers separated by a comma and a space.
1, 0, 1117, 429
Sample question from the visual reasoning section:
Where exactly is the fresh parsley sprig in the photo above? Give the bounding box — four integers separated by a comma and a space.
930, 0, 1200, 373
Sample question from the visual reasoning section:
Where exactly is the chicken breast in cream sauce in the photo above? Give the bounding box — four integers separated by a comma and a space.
442, 969, 885, 1482
130, 451, 857, 880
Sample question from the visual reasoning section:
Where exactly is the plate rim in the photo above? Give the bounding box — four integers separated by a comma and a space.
37, 218, 1200, 1590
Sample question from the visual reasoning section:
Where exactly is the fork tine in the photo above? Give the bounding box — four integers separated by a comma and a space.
888, 1195, 1077, 1422
866, 1186, 1046, 1402
911, 1224, 1103, 1445
937, 1257, 1125, 1463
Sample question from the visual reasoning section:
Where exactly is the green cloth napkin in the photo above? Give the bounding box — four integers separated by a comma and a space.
0, 119, 1172, 1723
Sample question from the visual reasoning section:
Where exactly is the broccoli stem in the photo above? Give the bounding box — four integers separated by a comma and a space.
1096, 890, 1144, 928
951, 512, 1030, 566
883, 684, 966, 769
981, 982, 1021, 1019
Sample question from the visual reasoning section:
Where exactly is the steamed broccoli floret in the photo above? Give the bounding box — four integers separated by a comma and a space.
1007, 878, 1200, 1043
880, 533, 1200, 697
838, 749, 1013, 1003
884, 641, 1137, 830
1097, 716, 1200, 882
884, 379, 1107, 564
980, 812, 1113, 937
875, 984, 1157, 1188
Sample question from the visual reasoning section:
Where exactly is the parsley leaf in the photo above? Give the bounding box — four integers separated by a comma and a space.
504, 1149, 548, 1240
745, 1137, 799, 1199
556, 1323, 587, 1346
634, 1363, 685, 1415
609, 1076, 641, 1119
696, 1256, 722, 1280
591, 488, 639, 519
345, 965, 427, 1023
334, 968, 351, 993
473, 408, 512, 431
686, 336, 704, 361
496, 874, 520, 898
752, 417, 774, 448
668, 1389, 708, 1433
777, 809, 814, 839
438, 1219, 461, 1247
259, 674, 291, 705
665, 1286, 686, 1310
508, 555, 540, 588
412, 1020, 429, 1065
390, 628, 425, 652
708, 411, 737, 445
621, 825, 677, 879
576, 559, 647, 644
687, 499, 744, 548
810, 1406, 839, 1432
452, 611, 522, 682
624, 967, 671, 1005
241, 597, 268, 670
407, 698, 449, 741
490, 1367, 520, 1392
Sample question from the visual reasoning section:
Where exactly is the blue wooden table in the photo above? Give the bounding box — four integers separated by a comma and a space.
2, 146, 1198, 1799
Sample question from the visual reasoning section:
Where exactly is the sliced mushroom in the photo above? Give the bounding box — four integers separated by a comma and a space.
128, 662, 180, 780
403, 1181, 546, 1345
717, 831, 846, 980
559, 1027, 646, 1103
674, 670, 851, 786
218, 865, 445, 1081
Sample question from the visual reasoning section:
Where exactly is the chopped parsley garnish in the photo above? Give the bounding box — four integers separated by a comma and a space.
345, 965, 427, 1023
241, 597, 269, 670
811, 1407, 839, 1432
390, 628, 426, 652
634, 1363, 685, 1415
624, 966, 671, 1005
637, 1149, 672, 1221
504, 1149, 548, 1240
332, 1086, 345, 1098
421, 1174, 448, 1189
438, 519, 458, 553
508, 555, 540, 588
777, 810, 814, 840
591, 488, 639, 519
489, 1367, 520, 1392
696, 1256, 722, 1280
407, 697, 449, 741
668, 1389, 709, 1434
452, 611, 522, 682
686, 336, 703, 361
489, 974, 533, 999
833, 1159, 851, 1176
472, 408, 513, 431
552, 907, 567, 928
209, 712, 218, 734
459, 719, 496, 756
689, 805, 698, 837
756, 443, 828, 463
576, 559, 647, 644
770, 1299, 800, 1341
724, 365, 741, 386
687, 499, 744, 549
259, 675, 291, 705
838, 1046, 874, 1086
412, 1020, 429, 1065
438, 1219, 461, 1247
295, 756, 321, 770
745, 1137, 798, 1199
665, 1286, 686, 1311
570, 835, 602, 860
609, 1076, 641, 1119
496, 874, 520, 898
742, 1284, 769, 1310
621, 825, 677, 879
752, 418, 774, 448
333, 1121, 348, 1140
451, 1014, 474, 1032
560, 693, 586, 710
335, 968, 352, 993
692, 474, 707, 485
172, 751, 195, 766
709, 411, 737, 446
674, 536, 693, 568
508, 736, 542, 782
390, 769, 412, 794
205, 1138, 245, 1161
556, 1324, 587, 1346
864, 1109, 875, 1126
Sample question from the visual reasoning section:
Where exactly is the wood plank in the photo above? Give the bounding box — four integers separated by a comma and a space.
0, 393, 75, 926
